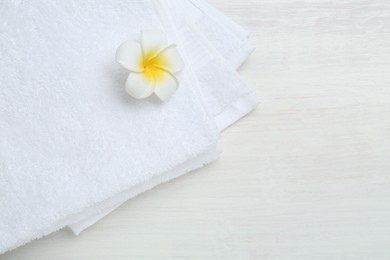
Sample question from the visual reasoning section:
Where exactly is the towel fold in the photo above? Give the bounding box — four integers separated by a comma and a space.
0, 0, 259, 253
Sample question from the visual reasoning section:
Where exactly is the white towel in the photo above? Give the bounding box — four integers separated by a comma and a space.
0, 0, 259, 253
68, 0, 259, 235
175, 0, 255, 69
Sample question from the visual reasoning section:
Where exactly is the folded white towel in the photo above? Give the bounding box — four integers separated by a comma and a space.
68, 0, 259, 235
0, 0, 259, 253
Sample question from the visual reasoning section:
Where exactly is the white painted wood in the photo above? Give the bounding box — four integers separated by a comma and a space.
2, 0, 390, 259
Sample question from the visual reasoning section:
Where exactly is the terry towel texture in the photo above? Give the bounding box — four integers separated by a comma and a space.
0, 0, 259, 253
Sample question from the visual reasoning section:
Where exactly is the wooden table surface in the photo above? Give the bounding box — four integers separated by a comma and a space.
2, 0, 390, 259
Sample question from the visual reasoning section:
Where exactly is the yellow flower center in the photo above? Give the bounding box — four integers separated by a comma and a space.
140, 49, 168, 84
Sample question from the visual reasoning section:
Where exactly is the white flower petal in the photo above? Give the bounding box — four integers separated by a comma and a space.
154, 70, 178, 101
116, 41, 143, 72
154, 45, 185, 73
141, 30, 168, 58
125, 72, 155, 99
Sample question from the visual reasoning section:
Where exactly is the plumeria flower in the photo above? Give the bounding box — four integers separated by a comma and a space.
116, 30, 184, 101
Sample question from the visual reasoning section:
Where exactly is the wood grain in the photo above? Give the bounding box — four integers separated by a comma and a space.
2, 0, 390, 259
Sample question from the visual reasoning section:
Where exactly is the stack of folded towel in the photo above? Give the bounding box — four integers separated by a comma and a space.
0, 0, 259, 253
